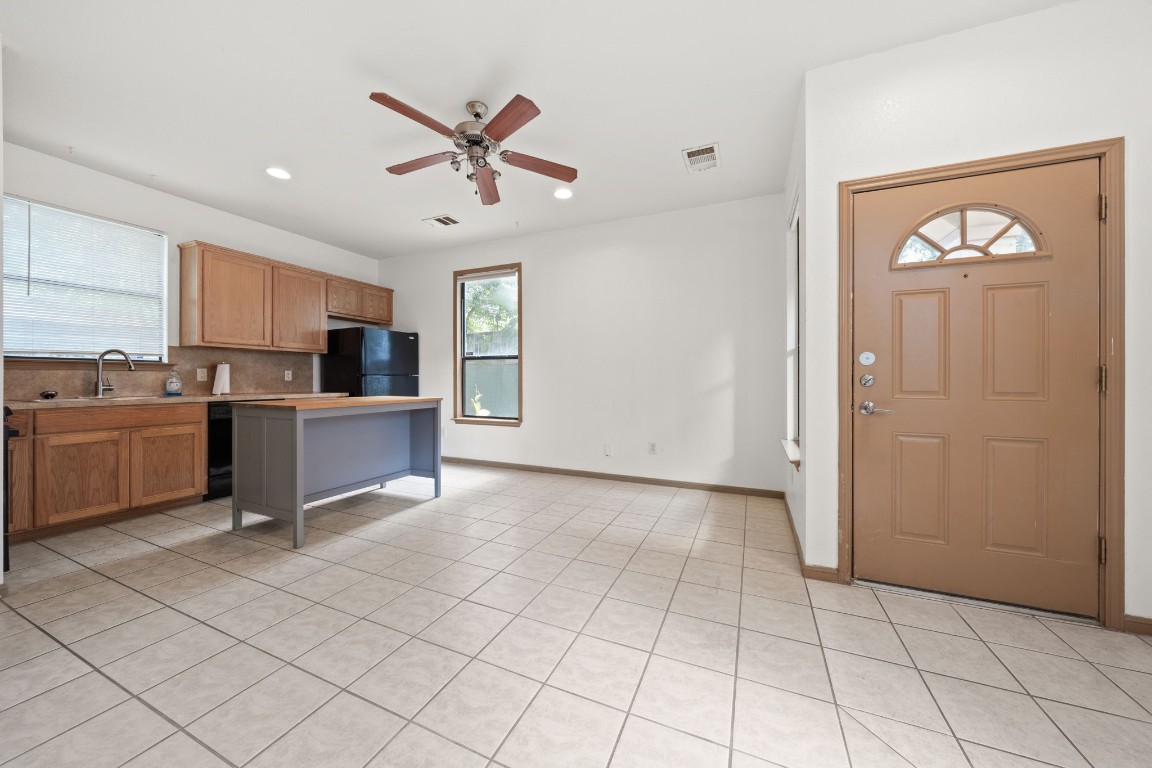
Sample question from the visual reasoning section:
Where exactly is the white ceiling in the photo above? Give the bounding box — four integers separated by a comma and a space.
0, 0, 1067, 259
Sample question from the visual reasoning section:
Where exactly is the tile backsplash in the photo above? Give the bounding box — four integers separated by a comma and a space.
4, 346, 315, 401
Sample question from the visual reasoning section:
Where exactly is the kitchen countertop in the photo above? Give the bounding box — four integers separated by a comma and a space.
236, 396, 441, 411
9, 392, 349, 411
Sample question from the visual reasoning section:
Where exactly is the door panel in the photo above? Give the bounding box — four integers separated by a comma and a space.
272, 267, 327, 352
892, 433, 949, 544
893, 290, 949, 398
34, 431, 131, 526
130, 424, 206, 507
983, 283, 1049, 400
853, 158, 1100, 617
983, 437, 1047, 555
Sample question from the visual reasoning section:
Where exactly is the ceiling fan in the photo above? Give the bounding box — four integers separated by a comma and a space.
370, 92, 578, 205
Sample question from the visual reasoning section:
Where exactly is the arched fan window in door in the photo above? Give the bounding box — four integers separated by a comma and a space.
892, 205, 1047, 269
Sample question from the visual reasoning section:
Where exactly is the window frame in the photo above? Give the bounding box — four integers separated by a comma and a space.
2, 193, 169, 362
890, 203, 1048, 270
452, 262, 522, 426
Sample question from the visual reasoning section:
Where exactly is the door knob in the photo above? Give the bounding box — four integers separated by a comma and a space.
859, 401, 895, 415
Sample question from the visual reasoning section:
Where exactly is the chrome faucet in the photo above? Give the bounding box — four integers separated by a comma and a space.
95, 349, 137, 397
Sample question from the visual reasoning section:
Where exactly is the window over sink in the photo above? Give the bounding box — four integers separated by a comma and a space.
3, 195, 168, 360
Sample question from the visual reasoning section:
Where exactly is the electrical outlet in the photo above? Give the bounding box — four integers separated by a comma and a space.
284, 370, 293, 382
648, 442, 657, 455
603, 443, 612, 457
196, 368, 208, 382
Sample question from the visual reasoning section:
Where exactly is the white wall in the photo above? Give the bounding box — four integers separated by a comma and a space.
3, 144, 380, 347
790, 0, 1152, 615
382, 195, 787, 491
783, 92, 807, 543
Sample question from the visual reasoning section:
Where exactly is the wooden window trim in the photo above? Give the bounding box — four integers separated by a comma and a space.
453, 263, 523, 427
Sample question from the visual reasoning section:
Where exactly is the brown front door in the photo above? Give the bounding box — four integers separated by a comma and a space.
852, 159, 1101, 617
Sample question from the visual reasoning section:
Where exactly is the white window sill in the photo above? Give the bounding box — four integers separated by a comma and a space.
780, 438, 801, 470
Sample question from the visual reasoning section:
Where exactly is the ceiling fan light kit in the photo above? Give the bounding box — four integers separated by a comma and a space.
372, 92, 578, 206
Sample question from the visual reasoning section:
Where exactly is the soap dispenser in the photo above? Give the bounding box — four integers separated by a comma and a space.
164, 367, 183, 397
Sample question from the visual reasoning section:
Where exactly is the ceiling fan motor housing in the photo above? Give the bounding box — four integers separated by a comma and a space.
453, 120, 500, 156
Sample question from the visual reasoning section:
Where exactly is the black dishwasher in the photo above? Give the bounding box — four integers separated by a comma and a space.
205, 399, 283, 500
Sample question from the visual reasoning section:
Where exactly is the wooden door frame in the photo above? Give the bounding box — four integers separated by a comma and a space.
837, 138, 1125, 629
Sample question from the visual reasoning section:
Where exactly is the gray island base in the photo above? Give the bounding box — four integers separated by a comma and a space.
231, 396, 442, 547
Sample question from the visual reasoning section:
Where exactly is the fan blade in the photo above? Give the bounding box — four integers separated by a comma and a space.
475, 164, 500, 205
501, 151, 578, 183
386, 152, 457, 175
369, 92, 455, 138
483, 95, 540, 142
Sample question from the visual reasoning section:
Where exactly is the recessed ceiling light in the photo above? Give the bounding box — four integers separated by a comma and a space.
554, 188, 573, 200
266, 167, 292, 180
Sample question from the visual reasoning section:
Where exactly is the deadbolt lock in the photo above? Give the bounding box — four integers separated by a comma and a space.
860, 375, 875, 387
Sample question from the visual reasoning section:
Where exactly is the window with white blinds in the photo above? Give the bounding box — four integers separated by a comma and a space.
3, 196, 168, 360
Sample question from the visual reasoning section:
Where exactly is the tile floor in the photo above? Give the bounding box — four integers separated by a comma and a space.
2, 465, 1151, 767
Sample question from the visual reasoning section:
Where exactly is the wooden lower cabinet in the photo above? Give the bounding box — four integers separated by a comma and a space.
7, 438, 33, 533
34, 431, 131, 527
25, 405, 208, 532
130, 424, 206, 507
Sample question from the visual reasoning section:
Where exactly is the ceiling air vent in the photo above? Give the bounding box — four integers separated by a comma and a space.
422, 214, 460, 227
682, 143, 720, 173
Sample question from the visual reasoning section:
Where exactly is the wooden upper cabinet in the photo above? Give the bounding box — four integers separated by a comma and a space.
182, 243, 273, 349
362, 286, 394, 324
327, 278, 363, 318
326, 278, 394, 325
182, 240, 395, 350
273, 267, 327, 353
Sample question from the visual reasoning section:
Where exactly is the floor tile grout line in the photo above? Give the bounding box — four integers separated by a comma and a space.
727, 546, 744, 768
1087, 660, 1152, 721
874, 586, 976, 768
948, 599, 1105, 767
543, 493, 705, 768
839, 708, 917, 768
11, 547, 404, 765
18, 477, 1133, 768
0, 601, 243, 768
401, 532, 645, 764
798, 574, 861, 768
15, 508, 506, 765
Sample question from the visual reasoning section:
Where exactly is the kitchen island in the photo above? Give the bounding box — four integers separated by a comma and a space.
231, 396, 442, 547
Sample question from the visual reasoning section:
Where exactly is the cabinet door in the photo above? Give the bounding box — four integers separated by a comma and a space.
273, 267, 327, 352
7, 438, 33, 533
201, 249, 274, 347
327, 279, 363, 318
34, 431, 130, 527
363, 286, 394, 324
130, 424, 206, 507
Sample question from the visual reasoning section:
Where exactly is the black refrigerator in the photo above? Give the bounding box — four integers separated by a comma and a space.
321, 327, 419, 396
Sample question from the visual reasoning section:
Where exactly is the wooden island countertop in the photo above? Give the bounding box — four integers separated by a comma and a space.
237, 395, 442, 410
